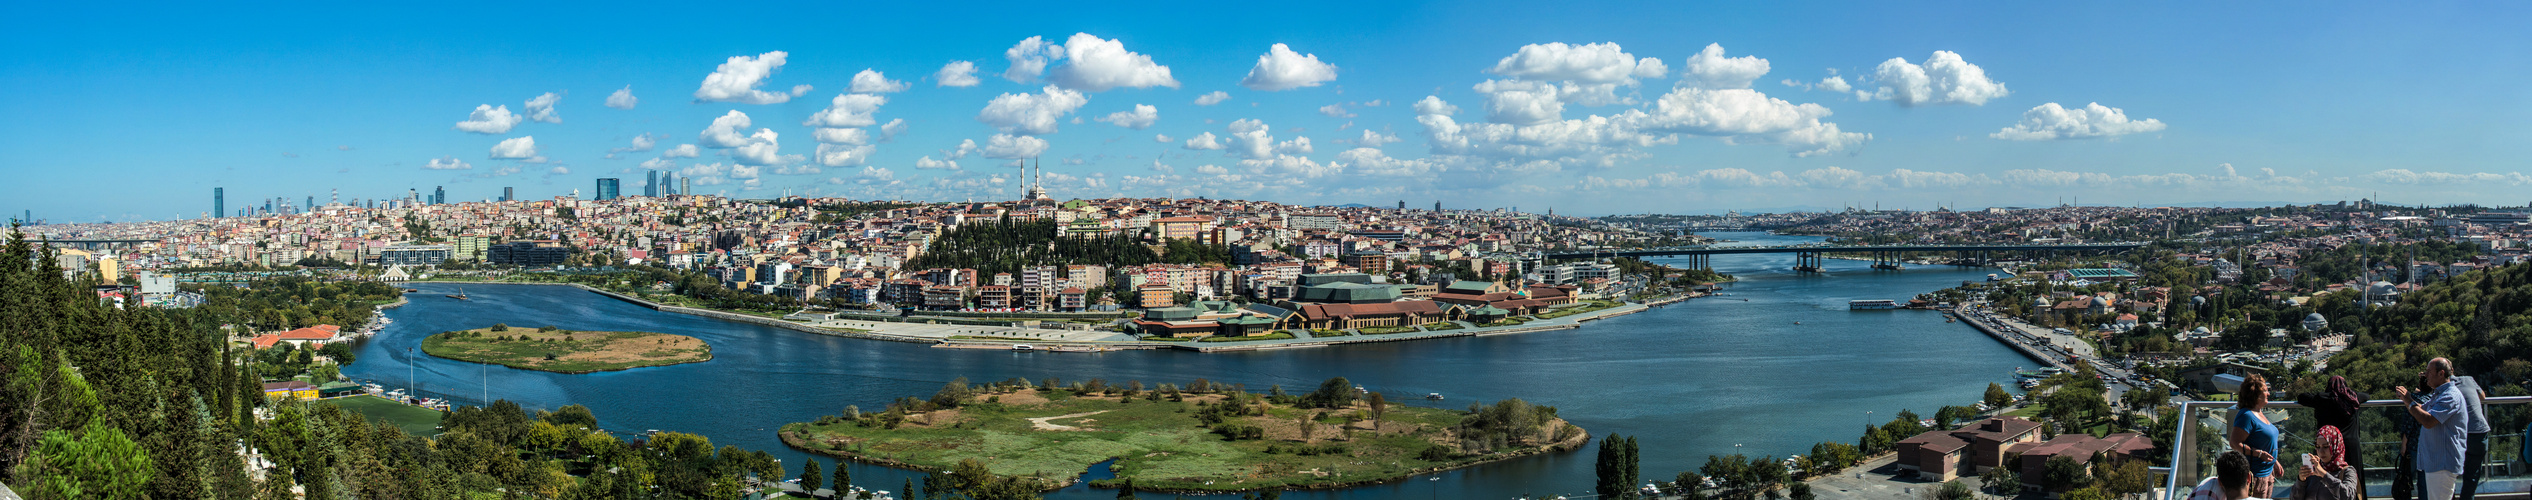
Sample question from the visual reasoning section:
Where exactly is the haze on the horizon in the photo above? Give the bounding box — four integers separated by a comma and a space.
6, 1, 2530, 222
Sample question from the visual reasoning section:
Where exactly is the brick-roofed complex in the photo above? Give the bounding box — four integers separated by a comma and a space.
1893, 417, 2043, 481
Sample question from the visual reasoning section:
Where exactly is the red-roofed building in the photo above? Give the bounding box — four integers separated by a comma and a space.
1894, 417, 2043, 481
1298, 300, 1448, 330
2008, 432, 2158, 491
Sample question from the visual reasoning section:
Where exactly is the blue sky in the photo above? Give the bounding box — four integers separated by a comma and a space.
7, 1, 2531, 221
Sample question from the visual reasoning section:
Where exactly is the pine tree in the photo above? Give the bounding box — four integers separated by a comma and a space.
801, 457, 824, 495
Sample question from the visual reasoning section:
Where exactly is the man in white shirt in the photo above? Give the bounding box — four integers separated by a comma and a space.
2189, 451, 2270, 500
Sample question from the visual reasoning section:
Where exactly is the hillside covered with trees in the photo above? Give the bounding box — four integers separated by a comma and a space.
903, 217, 1230, 277
0, 228, 784, 498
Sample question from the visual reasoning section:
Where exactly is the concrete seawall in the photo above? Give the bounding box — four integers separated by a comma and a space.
568, 284, 939, 345
1951, 305, 2072, 370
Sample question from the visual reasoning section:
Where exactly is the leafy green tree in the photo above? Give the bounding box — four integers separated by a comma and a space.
1924, 480, 1974, 500
1981, 457, 2022, 495
801, 457, 824, 495
25, 422, 156, 500
2042, 455, 2092, 492
1302, 376, 1355, 409
1985, 382, 2014, 409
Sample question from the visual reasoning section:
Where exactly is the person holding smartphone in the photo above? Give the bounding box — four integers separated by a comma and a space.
2395, 357, 2469, 500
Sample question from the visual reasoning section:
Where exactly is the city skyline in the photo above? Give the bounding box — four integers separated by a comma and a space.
8, 1, 2532, 222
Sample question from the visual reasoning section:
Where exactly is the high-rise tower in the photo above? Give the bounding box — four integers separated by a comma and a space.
595, 178, 620, 201
503, 187, 514, 202
212, 187, 224, 219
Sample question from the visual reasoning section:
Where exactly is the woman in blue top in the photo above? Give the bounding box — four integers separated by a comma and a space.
2231, 373, 2281, 499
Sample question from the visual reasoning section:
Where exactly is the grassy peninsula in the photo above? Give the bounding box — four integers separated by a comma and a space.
421, 324, 711, 373
779, 377, 1586, 494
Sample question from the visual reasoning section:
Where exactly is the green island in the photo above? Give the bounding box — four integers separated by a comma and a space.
421, 324, 712, 373
779, 376, 1586, 494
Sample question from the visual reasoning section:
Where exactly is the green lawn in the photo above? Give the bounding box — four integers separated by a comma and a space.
323, 394, 444, 436
422, 327, 711, 374
781, 389, 1578, 493
1357, 325, 1419, 334
1420, 322, 1464, 331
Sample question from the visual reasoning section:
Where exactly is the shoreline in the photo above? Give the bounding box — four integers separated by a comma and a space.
403, 281, 1701, 353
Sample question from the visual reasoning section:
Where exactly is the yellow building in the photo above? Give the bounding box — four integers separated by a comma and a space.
261, 381, 319, 401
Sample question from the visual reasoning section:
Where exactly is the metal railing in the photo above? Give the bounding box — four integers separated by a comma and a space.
2165, 395, 2532, 499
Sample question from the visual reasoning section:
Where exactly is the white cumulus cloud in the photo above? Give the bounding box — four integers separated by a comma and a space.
1048, 33, 1179, 92
1319, 103, 1355, 118
489, 136, 539, 159
454, 104, 523, 134
849, 69, 909, 94
981, 134, 1049, 159
1681, 43, 1769, 89
934, 61, 981, 87
1631, 87, 1869, 156
1183, 132, 1223, 150
664, 144, 699, 158
1991, 102, 2167, 140
1240, 43, 1338, 91
730, 129, 800, 166
700, 110, 756, 148
605, 86, 638, 109
1002, 36, 1064, 83
693, 51, 809, 104
805, 93, 888, 128
1487, 42, 1659, 84
1096, 104, 1159, 129
424, 156, 472, 170
914, 156, 960, 170
524, 92, 562, 123
977, 85, 1090, 135
1869, 51, 2008, 106
1194, 91, 1231, 106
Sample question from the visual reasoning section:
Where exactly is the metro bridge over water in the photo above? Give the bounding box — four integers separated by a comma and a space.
1540, 242, 2148, 272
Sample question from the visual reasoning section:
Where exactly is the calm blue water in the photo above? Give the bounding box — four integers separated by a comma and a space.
341, 232, 2039, 499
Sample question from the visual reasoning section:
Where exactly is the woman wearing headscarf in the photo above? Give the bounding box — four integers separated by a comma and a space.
2294, 426, 2361, 500
2298, 375, 2371, 488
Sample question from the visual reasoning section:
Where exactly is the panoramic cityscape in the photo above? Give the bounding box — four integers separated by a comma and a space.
4, 2, 2531, 500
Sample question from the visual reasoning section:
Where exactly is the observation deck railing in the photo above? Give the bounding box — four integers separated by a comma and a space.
2165, 396, 2532, 499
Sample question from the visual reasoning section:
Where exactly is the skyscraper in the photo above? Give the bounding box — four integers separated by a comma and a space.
212, 187, 224, 219
645, 171, 659, 197
433, 186, 445, 205
664, 173, 677, 195
595, 178, 620, 201
682, 177, 691, 197
503, 187, 514, 202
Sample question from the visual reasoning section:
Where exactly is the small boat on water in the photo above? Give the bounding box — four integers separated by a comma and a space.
1425, 393, 1445, 400
445, 287, 469, 300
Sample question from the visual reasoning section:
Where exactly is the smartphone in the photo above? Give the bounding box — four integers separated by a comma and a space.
2302, 453, 2315, 468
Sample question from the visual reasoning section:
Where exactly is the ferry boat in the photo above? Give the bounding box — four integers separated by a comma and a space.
1848, 299, 1899, 310
1426, 393, 1445, 400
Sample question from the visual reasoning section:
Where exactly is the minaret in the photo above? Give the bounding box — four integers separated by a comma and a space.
1026, 157, 1050, 201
